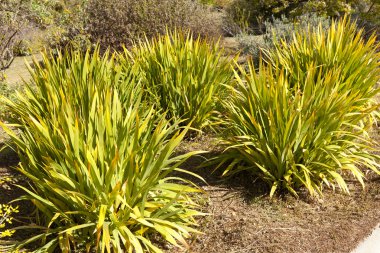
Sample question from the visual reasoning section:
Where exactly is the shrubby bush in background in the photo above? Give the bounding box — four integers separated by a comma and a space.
3, 0, 379, 54
263, 14, 330, 46
0, 81, 19, 121
2, 0, 227, 52
355, 3, 380, 39
1, 0, 88, 53
237, 14, 330, 63
226, 0, 380, 35
43, 0, 90, 51
85, 0, 222, 50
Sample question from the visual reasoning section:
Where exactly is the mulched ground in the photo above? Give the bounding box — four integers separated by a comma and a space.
181, 172, 380, 253
171, 135, 380, 253
1, 129, 380, 253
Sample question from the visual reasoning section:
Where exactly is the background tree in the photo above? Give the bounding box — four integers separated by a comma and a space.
0, 0, 25, 78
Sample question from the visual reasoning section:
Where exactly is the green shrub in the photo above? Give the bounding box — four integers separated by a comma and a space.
44, 0, 90, 51
226, 0, 271, 32
125, 31, 235, 132
1, 49, 204, 252
264, 14, 331, 46
236, 34, 265, 60
17, 0, 82, 28
217, 17, 380, 197
85, 0, 222, 50
0, 0, 89, 52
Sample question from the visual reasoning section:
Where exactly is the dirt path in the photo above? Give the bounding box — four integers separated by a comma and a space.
3, 54, 42, 88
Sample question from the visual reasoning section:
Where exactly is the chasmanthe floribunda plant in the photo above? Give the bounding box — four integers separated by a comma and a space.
1, 49, 204, 252
266, 16, 380, 124
217, 17, 380, 197
123, 31, 235, 133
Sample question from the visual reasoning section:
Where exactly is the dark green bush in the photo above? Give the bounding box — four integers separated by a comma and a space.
226, 0, 376, 34
355, 3, 380, 39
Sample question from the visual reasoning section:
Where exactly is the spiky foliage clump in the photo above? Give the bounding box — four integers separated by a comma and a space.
217, 17, 380, 197
266, 16, 380, 123
124, 31, 235, 133
1, 49, 204, 252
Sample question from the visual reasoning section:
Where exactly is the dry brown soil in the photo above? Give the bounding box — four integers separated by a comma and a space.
1, 135, 380, 253
169, 136, 380, 253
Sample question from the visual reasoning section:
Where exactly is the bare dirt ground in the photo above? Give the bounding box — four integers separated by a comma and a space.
169, 136, 380, 253
3, 54, 42, 88
186, 173, 380, 253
